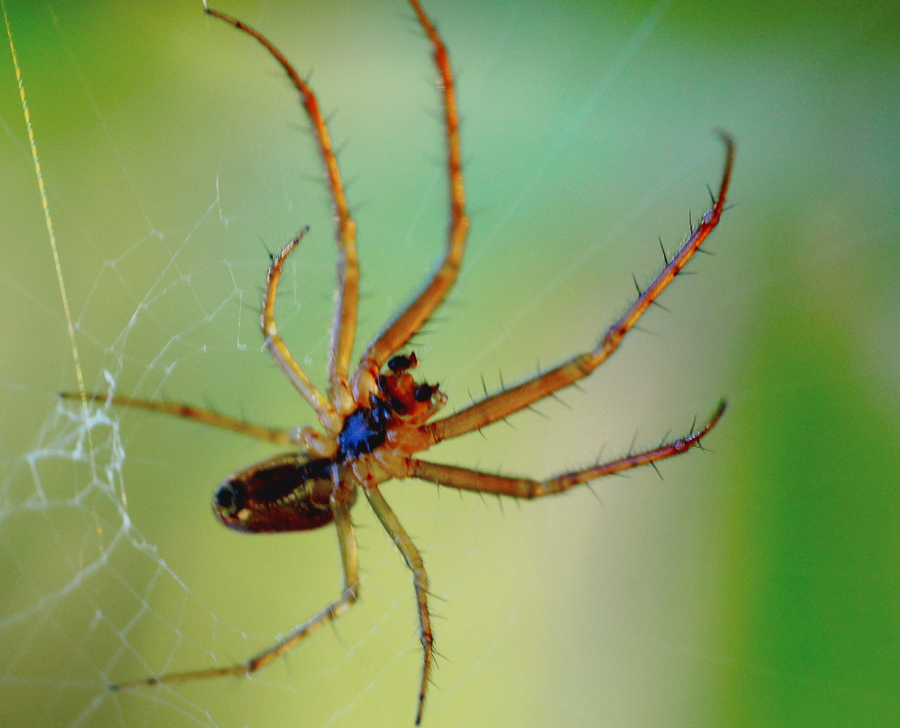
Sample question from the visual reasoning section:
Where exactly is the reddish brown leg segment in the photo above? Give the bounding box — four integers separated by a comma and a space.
205, 5, 358, 415
112, 497, 359, 689
363, 486, 433, 725
352, 0, 469, 402
58, 393, 294, 445
409, 401, 726, 498
421, 135, 735, 446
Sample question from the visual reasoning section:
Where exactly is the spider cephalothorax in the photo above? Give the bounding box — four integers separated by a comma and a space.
67, 0, 735, 723
340, 353, 445, 459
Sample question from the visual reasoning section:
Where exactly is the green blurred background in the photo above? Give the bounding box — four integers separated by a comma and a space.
1, 0, 898, 726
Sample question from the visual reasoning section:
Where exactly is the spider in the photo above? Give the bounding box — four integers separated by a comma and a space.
64, 0, 734, 723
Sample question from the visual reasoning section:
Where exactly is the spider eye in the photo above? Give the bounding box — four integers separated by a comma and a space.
414, 383, 436, 402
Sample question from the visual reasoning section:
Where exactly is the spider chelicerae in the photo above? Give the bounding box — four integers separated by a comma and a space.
65, 0, 734, 723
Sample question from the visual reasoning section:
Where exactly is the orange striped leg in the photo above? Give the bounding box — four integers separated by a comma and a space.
352, 0, 469, 404
205, 5, 358, 415
112, 497, 359, 690
59, 392, 294, 445
410, 401, 726, 497
421, 135, 735, 446
363, 486, 433, 725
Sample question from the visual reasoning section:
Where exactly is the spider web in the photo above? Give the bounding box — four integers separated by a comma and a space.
3, 1, 900, 727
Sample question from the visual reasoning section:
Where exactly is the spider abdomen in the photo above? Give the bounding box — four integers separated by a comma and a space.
214, 454, 338, 533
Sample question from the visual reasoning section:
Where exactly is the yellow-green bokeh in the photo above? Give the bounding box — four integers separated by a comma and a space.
1, 1, 898, 727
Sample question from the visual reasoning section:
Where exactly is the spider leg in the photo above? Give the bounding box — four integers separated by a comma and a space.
263, 229, 342, 433
363, 485, 433, 725
409, 400, 726, 498
59, 393, 293, 445
112, 496, 359, 690
421, 135, 735, 446
205, 5, 358, 415
351, 0, 468, 403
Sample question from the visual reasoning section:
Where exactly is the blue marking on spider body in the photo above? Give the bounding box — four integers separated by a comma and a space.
338, 399, 393, 460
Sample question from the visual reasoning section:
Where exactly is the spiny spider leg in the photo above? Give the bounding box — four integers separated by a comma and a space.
363, 486, 433, 726
112, 497, 359, 690
263, 228, 342, 432
421, 135, 735, 446
58, 393, 293, 445
410, 401, 726, 497
205, 4, 359, 416
352, 0, 468, 403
